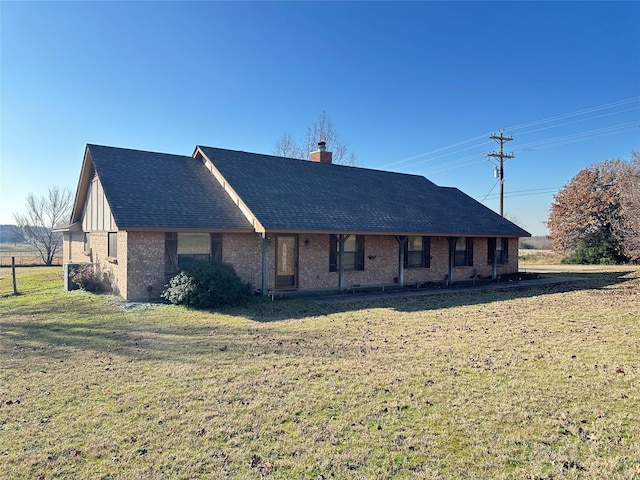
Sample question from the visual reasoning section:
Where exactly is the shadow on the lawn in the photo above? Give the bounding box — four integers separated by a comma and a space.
1, 270, 636, 364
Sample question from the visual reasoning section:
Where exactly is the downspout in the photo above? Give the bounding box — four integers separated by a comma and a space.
259, 233, 268, 295
395, 236, 407, 288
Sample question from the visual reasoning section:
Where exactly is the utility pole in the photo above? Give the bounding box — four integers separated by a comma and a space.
487, 130, 514, 216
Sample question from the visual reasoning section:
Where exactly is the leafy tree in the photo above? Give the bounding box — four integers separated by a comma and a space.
617, 151, 640, 262
274, 111, 358, 166
13, 186, 73, 265
547, 154, 640, 264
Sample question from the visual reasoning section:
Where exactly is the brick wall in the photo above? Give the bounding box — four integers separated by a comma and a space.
84, 231, 127, 296
404, 237, 450, 284
222, 233, 264, 290
510, 238, 519, 271
63, 231, 117, 292
297, 233, 335, 289
295, 235, 520, 290
322, 235, 399, 288
108, 231, 128, 295
125, 232, 267, 300
125, 231, 165, 301
457, 236, 518, 281
63, 230, 521, 299
64, 231, 88, 263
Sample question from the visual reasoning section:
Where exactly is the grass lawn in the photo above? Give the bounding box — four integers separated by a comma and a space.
1, 267, 639, 479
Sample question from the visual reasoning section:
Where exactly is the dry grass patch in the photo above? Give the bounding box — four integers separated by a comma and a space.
519, 248, 564, 265
1, 267, 639, 478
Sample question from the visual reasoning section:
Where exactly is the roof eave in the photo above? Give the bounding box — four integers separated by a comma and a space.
194, 146, 267, 234
117, 226, 256, 233
53, 221, 83, 233
262, 228, 531, 237
69, 145, 95, 225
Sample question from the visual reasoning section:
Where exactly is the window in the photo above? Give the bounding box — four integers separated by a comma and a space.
329, 235, 365, 272
454, 237, 474, 267
83, 233, 90, 253
165, 233, 178, 273
210, 233, 223, 262
177, 233, 211, 267
404, 236, 431, 269
488, 237, 509, 265
165, 233, 223, 274
108, 232, 118, 258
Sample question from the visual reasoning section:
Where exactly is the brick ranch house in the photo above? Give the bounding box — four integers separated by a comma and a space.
58, 143, 530, 300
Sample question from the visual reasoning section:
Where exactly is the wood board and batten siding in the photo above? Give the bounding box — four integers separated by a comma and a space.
82, 174, 116, 232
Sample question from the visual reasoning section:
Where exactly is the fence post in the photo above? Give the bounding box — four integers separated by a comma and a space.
12, 257, 18, 295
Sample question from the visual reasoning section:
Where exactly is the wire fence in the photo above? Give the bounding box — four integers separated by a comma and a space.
0, 253, 63, 267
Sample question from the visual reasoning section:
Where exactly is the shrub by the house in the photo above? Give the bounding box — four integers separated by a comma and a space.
162, 260, 251, 309
69, 264, 111, 293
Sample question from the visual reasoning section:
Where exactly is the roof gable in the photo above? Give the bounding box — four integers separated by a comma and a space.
79, 145, 252, 231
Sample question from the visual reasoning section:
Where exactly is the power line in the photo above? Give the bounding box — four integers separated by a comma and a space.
384, 133, 491, 168
478, 186, 561, 201
386, 96, 640, 173
513, 121, 639, 152
506, 96, 640, 131
479, 179, 500, 203
392, 141, 494, 169
420, 121, 638, 175
502, 190, 559, 199
507, 106, 640, 138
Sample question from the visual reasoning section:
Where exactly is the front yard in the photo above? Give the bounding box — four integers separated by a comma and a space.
1, 266, 639, 478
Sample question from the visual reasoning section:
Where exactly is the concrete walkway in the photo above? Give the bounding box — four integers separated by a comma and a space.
305, 274, 579, 304
521, 264, 632, 273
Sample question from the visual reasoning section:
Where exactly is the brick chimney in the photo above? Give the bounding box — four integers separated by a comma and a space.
309, 141, 332, 164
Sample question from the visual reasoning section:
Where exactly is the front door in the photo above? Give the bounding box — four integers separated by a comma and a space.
275, 235, 298, 289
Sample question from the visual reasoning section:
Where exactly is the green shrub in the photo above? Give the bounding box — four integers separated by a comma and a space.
562, 237, 625, 265
162, 260, 251, 309
161, 271, 196, 305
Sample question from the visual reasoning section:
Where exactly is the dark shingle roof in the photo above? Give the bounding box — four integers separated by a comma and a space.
87, 145, 252, 230
197, 146, 530, 237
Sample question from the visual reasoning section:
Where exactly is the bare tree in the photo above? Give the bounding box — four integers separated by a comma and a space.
274, 111, 358, 166
274, 132, 305, 160
13, 186, 73, 265
504, 213, 527, 231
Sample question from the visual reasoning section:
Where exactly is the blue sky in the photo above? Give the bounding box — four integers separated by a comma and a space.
1, 1, 639, 235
